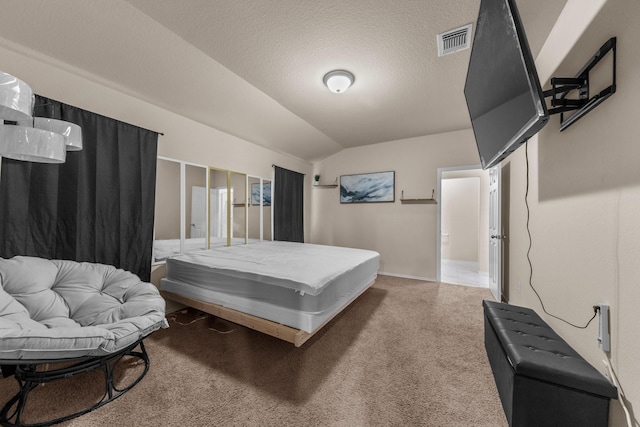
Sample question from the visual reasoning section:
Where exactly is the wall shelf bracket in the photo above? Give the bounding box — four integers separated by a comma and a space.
313, 177, 338, 188
400, 189, 437, 204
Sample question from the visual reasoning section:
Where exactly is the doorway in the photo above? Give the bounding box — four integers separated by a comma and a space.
436, 165, 489, 288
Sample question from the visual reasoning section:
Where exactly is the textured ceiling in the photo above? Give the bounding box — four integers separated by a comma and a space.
0, 0, 566, 162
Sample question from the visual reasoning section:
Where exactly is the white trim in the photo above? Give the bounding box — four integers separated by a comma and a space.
378, 271, 436, 283
270, 169, 275, 240
157, 155, 207, 169
180, 162, 186, 254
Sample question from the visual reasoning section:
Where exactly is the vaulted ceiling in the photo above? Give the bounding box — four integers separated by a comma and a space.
0, 0, 566, 162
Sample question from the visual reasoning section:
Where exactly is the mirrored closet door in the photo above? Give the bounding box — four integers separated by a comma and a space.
153, 157, 207, 263
154, 157, 273, 263
230, 171, 247, 245
262, 178, 272, 241
247, 176, 272, 242
208, 167, 230, 247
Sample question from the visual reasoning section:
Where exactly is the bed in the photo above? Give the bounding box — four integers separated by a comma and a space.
160, 241, 379, 346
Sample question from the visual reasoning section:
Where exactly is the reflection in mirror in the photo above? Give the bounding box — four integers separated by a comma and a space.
154, 158, 181, 263
185, 164, 208, 253
263, 179, 272, 241
247, 176, 261, 242
230, 171, 247, 245
209, 168, 229, 247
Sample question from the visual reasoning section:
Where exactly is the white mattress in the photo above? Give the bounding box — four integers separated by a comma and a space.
160, 241, 379, 333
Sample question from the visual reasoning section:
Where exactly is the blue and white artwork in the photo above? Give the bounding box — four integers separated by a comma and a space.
340, 171, 395, 203
251, 182, 271, 206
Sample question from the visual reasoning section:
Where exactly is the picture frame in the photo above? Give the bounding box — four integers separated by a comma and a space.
340, 171, 395, 203
251, 182, 271, 206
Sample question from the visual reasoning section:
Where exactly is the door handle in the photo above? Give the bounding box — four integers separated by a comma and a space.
491, 235, 507, 239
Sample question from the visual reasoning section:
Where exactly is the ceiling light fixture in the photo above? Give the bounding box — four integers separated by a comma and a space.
0, 72, 32, 122
0, 71, 82, 164
34, 118, 83, 151
323, 70, 354, 94
0, 125, 66, 163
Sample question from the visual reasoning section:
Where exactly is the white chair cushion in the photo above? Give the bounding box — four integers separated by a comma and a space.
0, 256, 167, 361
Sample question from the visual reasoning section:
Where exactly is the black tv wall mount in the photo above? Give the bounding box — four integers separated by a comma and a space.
544, 37, 616, 131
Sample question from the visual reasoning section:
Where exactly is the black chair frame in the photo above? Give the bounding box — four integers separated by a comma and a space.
0, 340, 149, 427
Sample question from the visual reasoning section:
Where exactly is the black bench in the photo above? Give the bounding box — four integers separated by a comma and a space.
483, 300, 617, 427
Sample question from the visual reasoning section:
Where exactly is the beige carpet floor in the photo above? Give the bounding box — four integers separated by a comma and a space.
0, 275, 507, 426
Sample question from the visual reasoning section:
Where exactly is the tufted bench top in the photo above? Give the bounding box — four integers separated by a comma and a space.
483, 300, 617, 399
0, 256, 168, 361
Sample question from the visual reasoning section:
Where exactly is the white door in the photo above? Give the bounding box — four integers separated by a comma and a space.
488, 166, 502, 301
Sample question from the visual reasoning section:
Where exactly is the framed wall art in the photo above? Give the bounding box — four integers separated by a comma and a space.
340, 171, 395, 203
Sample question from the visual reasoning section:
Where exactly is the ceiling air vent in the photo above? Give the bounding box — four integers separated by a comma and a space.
437, 24, 472, 57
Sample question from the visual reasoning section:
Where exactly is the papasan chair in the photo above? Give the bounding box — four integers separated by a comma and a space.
0, 256, 168, 427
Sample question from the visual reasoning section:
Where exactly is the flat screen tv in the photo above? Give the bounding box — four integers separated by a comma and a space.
464, 0, 549, 169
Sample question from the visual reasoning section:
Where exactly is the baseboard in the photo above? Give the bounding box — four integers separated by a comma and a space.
378, 271, 436, 282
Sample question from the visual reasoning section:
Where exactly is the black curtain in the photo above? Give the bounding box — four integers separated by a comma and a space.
273, 166, 304, 243
0, 95, 158, 281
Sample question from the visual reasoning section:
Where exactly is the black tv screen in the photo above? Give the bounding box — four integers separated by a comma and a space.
464, 0, 549, 169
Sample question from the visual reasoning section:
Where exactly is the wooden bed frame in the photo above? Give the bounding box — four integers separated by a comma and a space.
161, 278, 375, 347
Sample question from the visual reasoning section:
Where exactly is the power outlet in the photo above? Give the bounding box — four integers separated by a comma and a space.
597, 304, 610, 352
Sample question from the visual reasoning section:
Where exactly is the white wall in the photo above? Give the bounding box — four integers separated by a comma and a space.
504, 1, 640, 424
310, 129, 480, 280
441, 178, 479, 263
